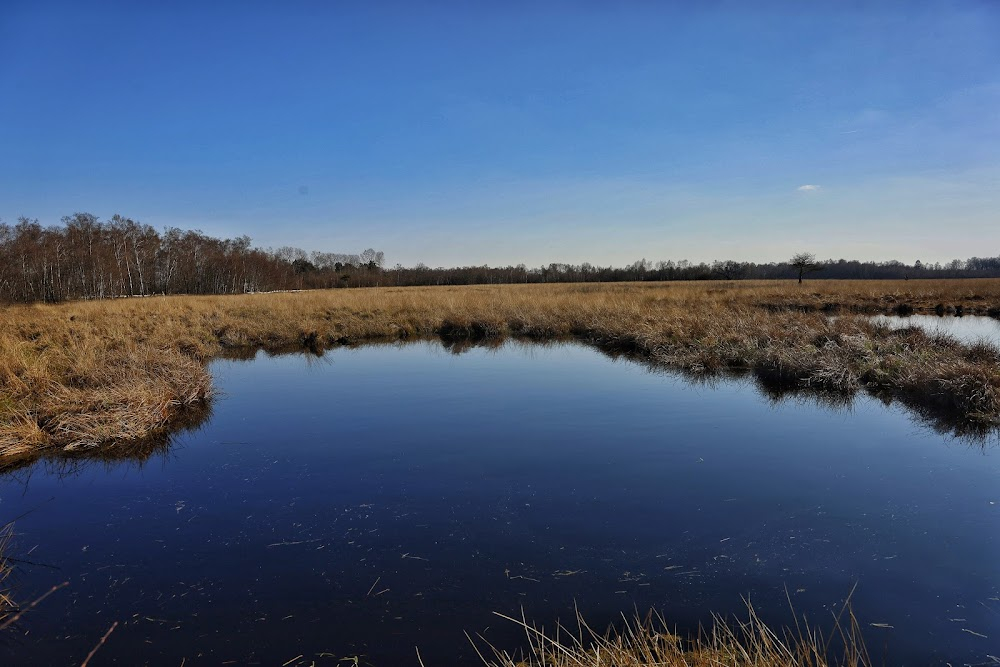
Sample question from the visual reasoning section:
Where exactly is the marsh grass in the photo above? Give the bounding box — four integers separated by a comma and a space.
474, 598, 871, 667
2, 279, 1000, 468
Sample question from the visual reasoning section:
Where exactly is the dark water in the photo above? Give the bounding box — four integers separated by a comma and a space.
1, 342, 998, 666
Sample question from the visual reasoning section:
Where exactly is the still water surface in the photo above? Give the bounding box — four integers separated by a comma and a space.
871, 314, 1000, 345
1, 341, 998, 665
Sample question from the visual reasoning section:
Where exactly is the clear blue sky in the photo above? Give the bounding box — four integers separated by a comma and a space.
1, 1, 998, 267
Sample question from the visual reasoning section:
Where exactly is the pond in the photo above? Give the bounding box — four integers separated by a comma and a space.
1, 341, 998, 665
870, 313, 1000, 346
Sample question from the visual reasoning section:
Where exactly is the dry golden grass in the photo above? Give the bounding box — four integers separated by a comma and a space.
473, 601, 869, 667
2, 279, 1000, 468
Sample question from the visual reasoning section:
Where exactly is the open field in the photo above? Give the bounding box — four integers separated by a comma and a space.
2, 279, 1000, 468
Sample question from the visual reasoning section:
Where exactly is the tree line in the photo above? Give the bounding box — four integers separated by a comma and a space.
1, 213, 998, 303
382, 255, 1000, 286
0, 214, 385, 303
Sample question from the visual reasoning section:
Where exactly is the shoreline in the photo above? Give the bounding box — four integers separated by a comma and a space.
2, 279, 999, 470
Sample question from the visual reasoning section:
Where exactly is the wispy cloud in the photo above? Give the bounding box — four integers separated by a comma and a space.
797, 184, 821, 192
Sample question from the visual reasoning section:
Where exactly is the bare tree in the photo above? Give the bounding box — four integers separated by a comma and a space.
790, 252, 822, 284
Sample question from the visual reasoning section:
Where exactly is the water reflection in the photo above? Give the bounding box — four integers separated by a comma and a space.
870, 314, 1000, 346
0, 402, 214, 478
6, 334, 997, 477
1, 341, 998, 666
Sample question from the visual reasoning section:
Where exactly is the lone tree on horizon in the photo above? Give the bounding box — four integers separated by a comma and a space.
790, 252, 822, 284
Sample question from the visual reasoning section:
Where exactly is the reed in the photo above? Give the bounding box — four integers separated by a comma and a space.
474, 600, 870, 667
2, 279, 999, 468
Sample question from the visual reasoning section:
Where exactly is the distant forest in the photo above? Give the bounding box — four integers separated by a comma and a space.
2, 214, 999, 304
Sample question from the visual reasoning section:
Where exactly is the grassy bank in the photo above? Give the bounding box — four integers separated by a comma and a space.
2, 279, 1000, 467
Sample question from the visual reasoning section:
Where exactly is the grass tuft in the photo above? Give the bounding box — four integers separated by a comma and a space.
476, 599, 870, 667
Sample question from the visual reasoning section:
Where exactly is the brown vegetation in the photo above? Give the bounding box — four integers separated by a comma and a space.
2, 279, 1000, 469
475, 602, 869, 667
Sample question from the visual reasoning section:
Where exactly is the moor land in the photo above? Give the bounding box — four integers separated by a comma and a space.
2, 278, 1000, 470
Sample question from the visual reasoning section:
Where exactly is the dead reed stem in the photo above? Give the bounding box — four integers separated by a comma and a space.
79, 621, 119, 667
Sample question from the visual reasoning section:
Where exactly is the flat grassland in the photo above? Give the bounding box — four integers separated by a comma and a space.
2, 279, 1000, 468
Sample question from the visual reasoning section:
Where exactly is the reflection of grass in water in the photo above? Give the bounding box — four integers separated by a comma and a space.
0, 521, 13, 626
602, 336, 999, 448
2, 280, 1000, 466
473, 599, 872, 667
0, 520, 68, 639
0, 400, 212, 476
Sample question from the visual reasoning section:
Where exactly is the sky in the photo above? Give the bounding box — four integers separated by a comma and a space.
1, 1, 998, 268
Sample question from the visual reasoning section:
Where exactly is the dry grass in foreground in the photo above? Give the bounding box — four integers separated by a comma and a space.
470, 602, 870, 667
2, 279, 1000, 468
